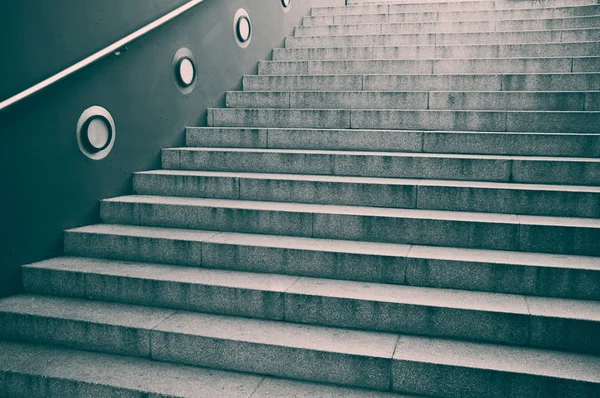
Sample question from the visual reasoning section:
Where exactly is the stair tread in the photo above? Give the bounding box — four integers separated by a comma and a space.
67, 223, 600, 270
167, 146, 600, 162
0, 294, 398, 358
2, 294, 599, 382
245, 72, 600, 76
137, 169, 600, 193
0, 341, 419, 398
315, 4, 599, 14
263, 55, 600, 61
103, 195, 600, 227
275, 40, 600, 49
393, 335, 600, 382
24, 256, 600, 319
289, 26, 600, 39
301, 13, 600, 26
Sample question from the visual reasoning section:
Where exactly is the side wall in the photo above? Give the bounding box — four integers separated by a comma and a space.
0, 0, 344, 297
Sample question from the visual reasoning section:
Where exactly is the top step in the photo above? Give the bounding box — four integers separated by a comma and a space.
303, 6, 600, 26
316, 1, 600, 15
347, 0, 598, 7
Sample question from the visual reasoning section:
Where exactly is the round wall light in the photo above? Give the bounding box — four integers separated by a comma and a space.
178, 57, 195, 87
281, 0, 291, 11
172, 48, 198, 94
76, 106, 116, 160
234, 9, 252, 48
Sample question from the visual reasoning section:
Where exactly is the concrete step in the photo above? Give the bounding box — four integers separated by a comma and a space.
0, 294, 397, 391
271, 42, 600, 61
63, 224, 600, 300
257, 56, 600, 75
316, 0, 600, 15
134, 170, 600, 217
302, 6, 600, 26
207, 108, 600, 133
100, 196, 600, 255
186, 127, 600, 157
164, 147, 600, 186
225, 90, 600, 111
242, 73, 600, 92
21, 257, 600, 350
286, 28, 600, 47
294, 16, 600, 36
348, 0, 598, 7
1, 295, 599, 397
0, 341, 417, 398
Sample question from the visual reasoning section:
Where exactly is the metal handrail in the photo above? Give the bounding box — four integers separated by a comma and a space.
0, 0, 207, 112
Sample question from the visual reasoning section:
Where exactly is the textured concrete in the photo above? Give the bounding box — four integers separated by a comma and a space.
6, 0, 600, 396
163, 147, 600, 185
259, 57, 590, 75
0, 341, 264, 398
0, 295, 174, 357
23, 257, 297, 320
151, 311, 398, 390
284, 277, 530, 344
245, 74, 501, 91
228, 90, 592, 111
392, 335, 600, 398
272, 42, 600, 61
135, 170, 600, 217
288, 29, 600, 47
101, 195, 600, 254
61, 224, 600, 300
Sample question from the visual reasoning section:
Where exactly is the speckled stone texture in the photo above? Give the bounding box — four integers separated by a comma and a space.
5, 0, 600, 396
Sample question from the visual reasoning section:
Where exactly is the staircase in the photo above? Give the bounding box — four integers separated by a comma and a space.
2, 0, 600, 396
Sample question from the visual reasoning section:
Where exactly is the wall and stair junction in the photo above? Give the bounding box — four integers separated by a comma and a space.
1, 0, 600, 396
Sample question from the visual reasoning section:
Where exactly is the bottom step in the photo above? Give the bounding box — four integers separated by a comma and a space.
0, 341, 414, 398
1, 295, 599, 398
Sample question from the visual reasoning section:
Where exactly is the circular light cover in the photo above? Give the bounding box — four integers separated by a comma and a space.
172, 48, 197, 94
85, 116, 112, 151
76, 106, 116, 160
234, 9, 252, 48
178, 57, 195, 86
282, 0, 291, 7
237, 16, 251, 42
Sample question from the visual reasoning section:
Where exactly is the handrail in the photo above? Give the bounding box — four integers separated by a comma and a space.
0, 0, 207, 112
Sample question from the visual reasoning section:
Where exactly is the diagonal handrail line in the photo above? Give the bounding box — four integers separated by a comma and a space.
0, 0, 207, 112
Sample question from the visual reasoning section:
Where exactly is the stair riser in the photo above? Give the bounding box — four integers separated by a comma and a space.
0, 314, 150, 358
391, 360, 600, 398
21, 265, 600, 354
302, 7, 600, 26
62, 231, 600, 300
226, 91, 599, 111
208, 108, 600, 134
272, 43, 600, 61
294, 17, 600, 36
317, 0, 600, 15
286, 29, 600, 47
258, 57, 599, 76
1, 372, 118, 398
243, 73, 600, 92
187, 127, 600, 157
24, 269, 286, 321
165, 149, 600, 186
134, 173, 600, 218
100, 201, 600, 255
0, 313, 392, 391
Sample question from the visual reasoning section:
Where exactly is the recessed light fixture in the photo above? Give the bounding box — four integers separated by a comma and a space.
234, 9, 252, 48
76, 106, 116, 160
172, 48, 198, 94
178, 57, 196, 87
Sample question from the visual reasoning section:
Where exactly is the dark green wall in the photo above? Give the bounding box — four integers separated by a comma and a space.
0, 0, 343, 297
